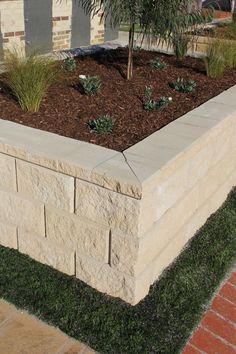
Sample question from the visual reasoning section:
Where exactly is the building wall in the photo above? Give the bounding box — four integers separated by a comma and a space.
0, 0, 25, 57
0, 0, 116, 59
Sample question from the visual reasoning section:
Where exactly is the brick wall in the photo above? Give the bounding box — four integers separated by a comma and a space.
52, 0, 72, 52
0, 0, 25, 57
91, 10, 105, 45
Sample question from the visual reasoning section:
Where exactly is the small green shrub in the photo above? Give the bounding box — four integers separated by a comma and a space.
205, 39, 236, 79
144, 86, 172, 111
172, 78, 196, 93
89, 114, 114, 134
79, 75, 101, 95
3, 51, 62, 112
64, 57, 76, 72
150, 58, 166, 69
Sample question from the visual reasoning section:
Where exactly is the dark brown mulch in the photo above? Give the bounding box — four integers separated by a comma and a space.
0, 48, 236, 152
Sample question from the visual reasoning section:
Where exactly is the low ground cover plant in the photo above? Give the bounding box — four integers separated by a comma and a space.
89, 114, 114, 134
150, 58, 166, 69
64, 57, 76, 72
0, 187, 235, 354
144, 86, 172, 111
172, 77, 197, 93
2, 52, 62, 112
79, 75, 101, 95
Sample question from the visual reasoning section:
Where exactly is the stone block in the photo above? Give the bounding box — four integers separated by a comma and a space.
46, 207, 109, 262
76, 254, 135, 304
151, 167, 236, 284
137, 148, 236, 275
0, 153, 16, 191
110, 232, 139, 276
75, 179, 140, 236
0, 221, 17, 249
17, 160, 74, 212
0, 190, 44, 235
138, 120, 236, 234
18, 230, 75, 276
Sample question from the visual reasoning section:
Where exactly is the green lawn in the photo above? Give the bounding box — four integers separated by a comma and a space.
120, 23, 142, 33
0, 187, 236, 354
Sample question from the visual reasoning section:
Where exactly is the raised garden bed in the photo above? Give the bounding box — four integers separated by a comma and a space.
0, 47, 235, 305
0, 48, 236, 151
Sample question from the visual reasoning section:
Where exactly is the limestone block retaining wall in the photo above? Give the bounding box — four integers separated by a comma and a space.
0, 86, 235, 304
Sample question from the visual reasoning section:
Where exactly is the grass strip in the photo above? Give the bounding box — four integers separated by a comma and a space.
0, 188, 236, 354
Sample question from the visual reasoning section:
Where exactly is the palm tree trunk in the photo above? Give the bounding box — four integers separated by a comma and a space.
127, 22, 135, 80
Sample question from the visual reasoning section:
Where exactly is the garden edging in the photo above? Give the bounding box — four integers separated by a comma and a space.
0, 85, 235, 305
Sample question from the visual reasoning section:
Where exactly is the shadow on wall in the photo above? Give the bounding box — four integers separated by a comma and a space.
0, 0, 119, 59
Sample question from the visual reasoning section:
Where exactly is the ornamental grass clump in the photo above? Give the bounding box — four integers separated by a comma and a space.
3, 52, 62, 112
89, 114, 114, 134
150, 58, 166, 69
144, 86, 172, 111
205, 39, 236, 79
79, 75, 101, 95
172, 78, 196, 93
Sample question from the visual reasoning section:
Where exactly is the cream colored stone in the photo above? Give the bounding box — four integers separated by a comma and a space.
18, 230, 75, 275
110, 232, 139, 276
75, 179, 140, 236
91, 153, 142, 199
136, 148, 236, 275
0, 221, 17, 249
134, 183, 228, 301
151, 167, 236, 284
46, 207, 109, 262
138, 120, 236, 234
0, 190, 44, 235
0, 153, 16, 191
17, 160, 74, 212
76, 254, 135, 303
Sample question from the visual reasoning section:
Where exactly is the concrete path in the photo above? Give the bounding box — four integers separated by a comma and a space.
0, 300, 95, 354
183, 268, 236, 354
